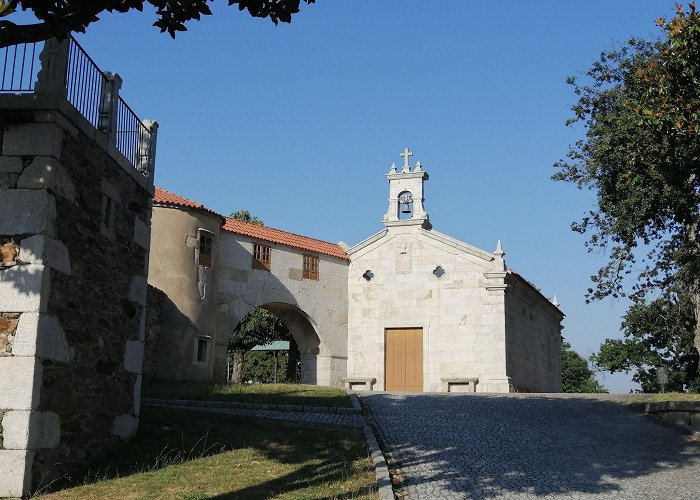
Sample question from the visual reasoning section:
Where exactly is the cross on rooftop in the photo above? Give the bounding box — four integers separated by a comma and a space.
400, 147, 413, 170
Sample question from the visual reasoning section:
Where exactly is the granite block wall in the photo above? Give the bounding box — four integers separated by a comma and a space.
0, 97, 152, 496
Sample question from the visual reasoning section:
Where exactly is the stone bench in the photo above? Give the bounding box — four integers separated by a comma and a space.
441, 377, 479, 393
342, 377, 377, 391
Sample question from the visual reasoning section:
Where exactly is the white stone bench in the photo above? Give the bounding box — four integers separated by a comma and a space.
441, 377, 479, 393
342, 377, 377, 391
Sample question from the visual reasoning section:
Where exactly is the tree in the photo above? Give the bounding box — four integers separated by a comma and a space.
229, 210, 265, 226
553, 4, 700, 358
592, 288, 700, 392
0, 0, 316, 48
227, 306, 290, 383
561, 341, 606, 393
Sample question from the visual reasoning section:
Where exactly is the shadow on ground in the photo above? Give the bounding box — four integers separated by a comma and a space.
38, 406, 375, 499
361, 393, 700, 498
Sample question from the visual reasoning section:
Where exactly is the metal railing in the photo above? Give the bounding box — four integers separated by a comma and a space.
0, 36, 156, 180
1, 41, 43, 91
116, 97, 153, 176
65, 37, 105, 130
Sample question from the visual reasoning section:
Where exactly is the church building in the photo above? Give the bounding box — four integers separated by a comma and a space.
148, 149, 563, 393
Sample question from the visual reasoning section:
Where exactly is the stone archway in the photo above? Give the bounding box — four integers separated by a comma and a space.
217, 300, 344, 387
262, 302, 321, 385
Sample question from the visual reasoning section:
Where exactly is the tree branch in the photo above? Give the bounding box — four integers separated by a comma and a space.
0, 0, 120, 48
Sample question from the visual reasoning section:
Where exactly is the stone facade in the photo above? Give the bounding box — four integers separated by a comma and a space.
149, 150, 562, 394
346, 155, 562, 392
148, 204, 222, 382
216, 231, 349, 386
147, 194, 349, 387
0, 39, 155, 497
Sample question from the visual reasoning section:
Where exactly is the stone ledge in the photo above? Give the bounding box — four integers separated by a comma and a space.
631, 400, 700, 435
141, 397, 360, 415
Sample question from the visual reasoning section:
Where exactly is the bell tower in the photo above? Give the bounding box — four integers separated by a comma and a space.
383, 147, 430, 228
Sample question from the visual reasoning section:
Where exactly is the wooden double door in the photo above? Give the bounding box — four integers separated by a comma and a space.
385, 328, 423, 392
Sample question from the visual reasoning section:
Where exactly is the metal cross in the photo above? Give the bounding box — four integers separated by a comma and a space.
400, 147, 413, 170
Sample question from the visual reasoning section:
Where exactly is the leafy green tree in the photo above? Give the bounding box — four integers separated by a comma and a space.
229, 210, 265, 226
228, 306, 290, 383
561, 341, 606, 393
553, 4, 700, 358
592, 288, 700, 392
0, 0, 316, 47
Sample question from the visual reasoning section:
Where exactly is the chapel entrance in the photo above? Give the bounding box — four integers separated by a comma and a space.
385, 328, 423, 391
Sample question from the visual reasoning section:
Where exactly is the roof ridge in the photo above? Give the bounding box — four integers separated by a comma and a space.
223, 216, 341, 247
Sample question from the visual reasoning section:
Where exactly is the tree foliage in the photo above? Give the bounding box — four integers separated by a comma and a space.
227, 306, 291, 383
230, 209, 265, 226
592, 288, 700, 392
553, 3, 700, 356
0, 0, 316, 47
561, 341, 606, 393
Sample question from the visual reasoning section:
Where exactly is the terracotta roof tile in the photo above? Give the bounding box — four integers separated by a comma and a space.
223, 218, 348, 261
153, 187, 225, 222
153, 187, 348, 260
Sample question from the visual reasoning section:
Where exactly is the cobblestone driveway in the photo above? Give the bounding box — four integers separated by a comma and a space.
360, 393, 700, 499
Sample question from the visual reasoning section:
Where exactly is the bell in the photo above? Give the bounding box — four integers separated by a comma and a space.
401, 201, 412, 214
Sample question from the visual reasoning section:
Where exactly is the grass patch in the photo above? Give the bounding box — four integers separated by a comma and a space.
38, 407, 376, 499
620, 392, 700, 403
142, 382, 353, 408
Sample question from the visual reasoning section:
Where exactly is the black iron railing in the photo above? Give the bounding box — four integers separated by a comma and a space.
0, 36, 155, 180
65, 37, 105, 130
116, 97, 152, 176
0, 41, 43, 91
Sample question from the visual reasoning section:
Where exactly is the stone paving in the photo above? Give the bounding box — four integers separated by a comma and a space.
359, 392, 700, 499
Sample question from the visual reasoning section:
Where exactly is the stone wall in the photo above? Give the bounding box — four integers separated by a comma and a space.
347, 225, 512, 393
216, 231, 349, 386
504, 274, 563, 393
0, 94, 153, 496
143, 285, 165, 381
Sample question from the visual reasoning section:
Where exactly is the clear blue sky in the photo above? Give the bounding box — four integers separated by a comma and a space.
53, 1, 681, 392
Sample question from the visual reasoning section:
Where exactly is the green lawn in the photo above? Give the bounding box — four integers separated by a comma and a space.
620, 392, 700, 403
142, 382, 353, 408
39, 407, 376, 499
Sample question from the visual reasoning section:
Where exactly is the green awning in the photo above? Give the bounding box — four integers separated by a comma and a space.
250, 341, 290, 351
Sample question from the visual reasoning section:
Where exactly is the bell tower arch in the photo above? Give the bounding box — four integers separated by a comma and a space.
383, 147, 430, 228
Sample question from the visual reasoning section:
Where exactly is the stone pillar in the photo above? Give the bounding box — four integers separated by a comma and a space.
0, 122, 69, 497
34, 39, 68, 97
98, 72, 123, 144
139, 120, 159, 183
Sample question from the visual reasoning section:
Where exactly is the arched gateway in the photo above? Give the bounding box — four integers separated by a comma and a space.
148, 188, 348, 386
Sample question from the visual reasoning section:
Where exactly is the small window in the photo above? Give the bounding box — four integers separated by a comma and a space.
433, 265, 445, 278
196, 337, 209, 363
198, 231, 213, 267
252, 243, 271, 270
303, 254, 319, 280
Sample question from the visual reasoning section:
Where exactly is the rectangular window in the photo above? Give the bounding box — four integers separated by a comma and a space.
196, 337, 209, 363
198, 232, 213, 267
252, 243, 271, 270
303, 254, 319, 280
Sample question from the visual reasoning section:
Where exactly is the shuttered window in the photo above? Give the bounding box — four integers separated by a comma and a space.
198, 231, 213, 267
253, 243, 271, 270
303, 254, 319, 280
